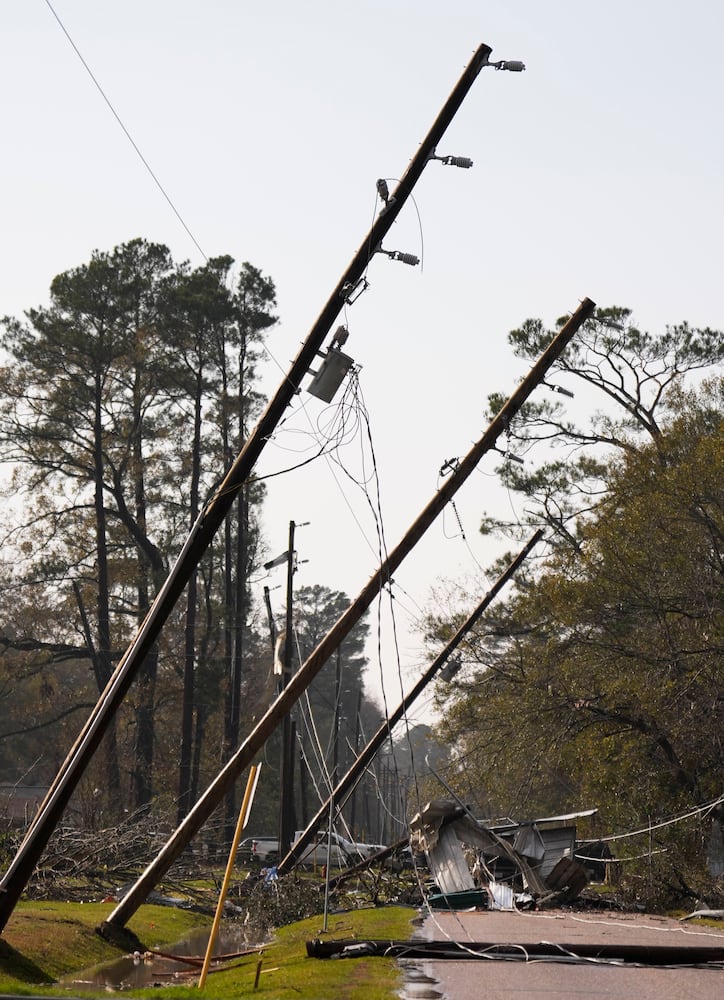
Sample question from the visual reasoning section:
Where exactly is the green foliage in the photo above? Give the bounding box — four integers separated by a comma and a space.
483, 305, 724, 546
0, 239, 277, 820
433, 378, 723, 885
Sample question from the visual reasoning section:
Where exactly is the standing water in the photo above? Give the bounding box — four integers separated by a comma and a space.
63, 924, 265, 991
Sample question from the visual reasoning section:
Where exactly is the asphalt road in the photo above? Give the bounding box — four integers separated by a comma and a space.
399, 908, 724, 999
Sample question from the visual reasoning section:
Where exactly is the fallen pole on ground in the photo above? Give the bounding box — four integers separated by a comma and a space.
306, 937, 724, 966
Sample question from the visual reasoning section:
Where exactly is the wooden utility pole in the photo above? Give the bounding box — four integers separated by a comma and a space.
332, 647, 342, 782
102, 299, 594, 931
278, 521, 296, 860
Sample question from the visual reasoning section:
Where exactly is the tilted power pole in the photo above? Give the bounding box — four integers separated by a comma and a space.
277, 529, 544, 874
0, 41, 505, 932
102, 297, 594, 931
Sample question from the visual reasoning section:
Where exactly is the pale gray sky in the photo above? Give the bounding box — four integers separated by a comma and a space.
2, 1, 723, 720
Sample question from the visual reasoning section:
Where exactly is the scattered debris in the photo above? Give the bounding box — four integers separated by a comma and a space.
543, 856, 589, 903
408, 799, 592, 909
680, 908, 724, 921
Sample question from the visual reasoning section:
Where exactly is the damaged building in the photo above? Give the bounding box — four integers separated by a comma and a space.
409, 800, 600, 909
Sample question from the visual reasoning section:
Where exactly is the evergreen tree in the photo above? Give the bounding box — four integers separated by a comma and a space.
0, 240, 276, 822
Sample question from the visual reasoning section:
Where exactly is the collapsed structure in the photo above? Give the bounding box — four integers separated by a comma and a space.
409, 800, 595, 909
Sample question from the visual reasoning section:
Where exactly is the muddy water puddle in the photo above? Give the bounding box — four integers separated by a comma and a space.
64, 924, 265, 991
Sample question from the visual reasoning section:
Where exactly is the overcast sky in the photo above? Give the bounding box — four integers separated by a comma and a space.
2, 1, 722, 725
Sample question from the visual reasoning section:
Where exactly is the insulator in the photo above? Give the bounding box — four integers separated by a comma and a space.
445, 155, 473, 169
393, 252, 419, 266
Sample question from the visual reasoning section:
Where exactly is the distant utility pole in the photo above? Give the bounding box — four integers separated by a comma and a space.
263, 522, 300, 860
278, 521, 297, 860
332, 646, 342, 783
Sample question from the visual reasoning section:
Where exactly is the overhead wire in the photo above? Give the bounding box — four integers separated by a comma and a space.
579, 792, 724, 846
248, 203, 508, 860
263, 364, 416, 843
246, 352, 422, 846
289, 628, 333, 796
291, 628, 368, 849
263, 365, 508, 858
372, 178, 425, 273
44, 0, 207, 262
257, 329, 492, 660
338, 378, 438, 847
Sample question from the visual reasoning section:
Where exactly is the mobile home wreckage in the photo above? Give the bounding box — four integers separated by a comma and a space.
409, 800, 598, 909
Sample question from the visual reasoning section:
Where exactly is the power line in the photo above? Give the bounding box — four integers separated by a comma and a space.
44, 0, 207, 261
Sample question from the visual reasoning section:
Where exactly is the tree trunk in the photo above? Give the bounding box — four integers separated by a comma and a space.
177, 370, 203, 822
93, 369, 122, 808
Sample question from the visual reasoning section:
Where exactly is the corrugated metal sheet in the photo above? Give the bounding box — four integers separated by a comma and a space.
427, 826, 476, 894
538, 826, 576, 879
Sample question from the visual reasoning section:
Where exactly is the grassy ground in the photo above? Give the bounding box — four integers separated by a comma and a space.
0, 900, 417, 999
0, 900, 211, 990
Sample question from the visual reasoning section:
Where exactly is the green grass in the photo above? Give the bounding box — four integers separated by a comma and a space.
0, 900, 211, 992
190, 906, 416, 1000
0, 900, 417, 999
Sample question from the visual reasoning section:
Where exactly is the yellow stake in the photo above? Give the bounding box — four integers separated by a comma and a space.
198, 763, 261, 989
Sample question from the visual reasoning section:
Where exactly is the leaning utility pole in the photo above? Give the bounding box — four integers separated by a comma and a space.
0, 42, 503, 932
277, 529, 544, 874
103, 297, 594, 931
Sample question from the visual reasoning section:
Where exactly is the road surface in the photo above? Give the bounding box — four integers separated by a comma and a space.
399, 907, 724, 999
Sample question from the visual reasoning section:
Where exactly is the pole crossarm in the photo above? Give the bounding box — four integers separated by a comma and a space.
0, 42, 495, 932
104, 297, 594, 930
278, 529, 544, 873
